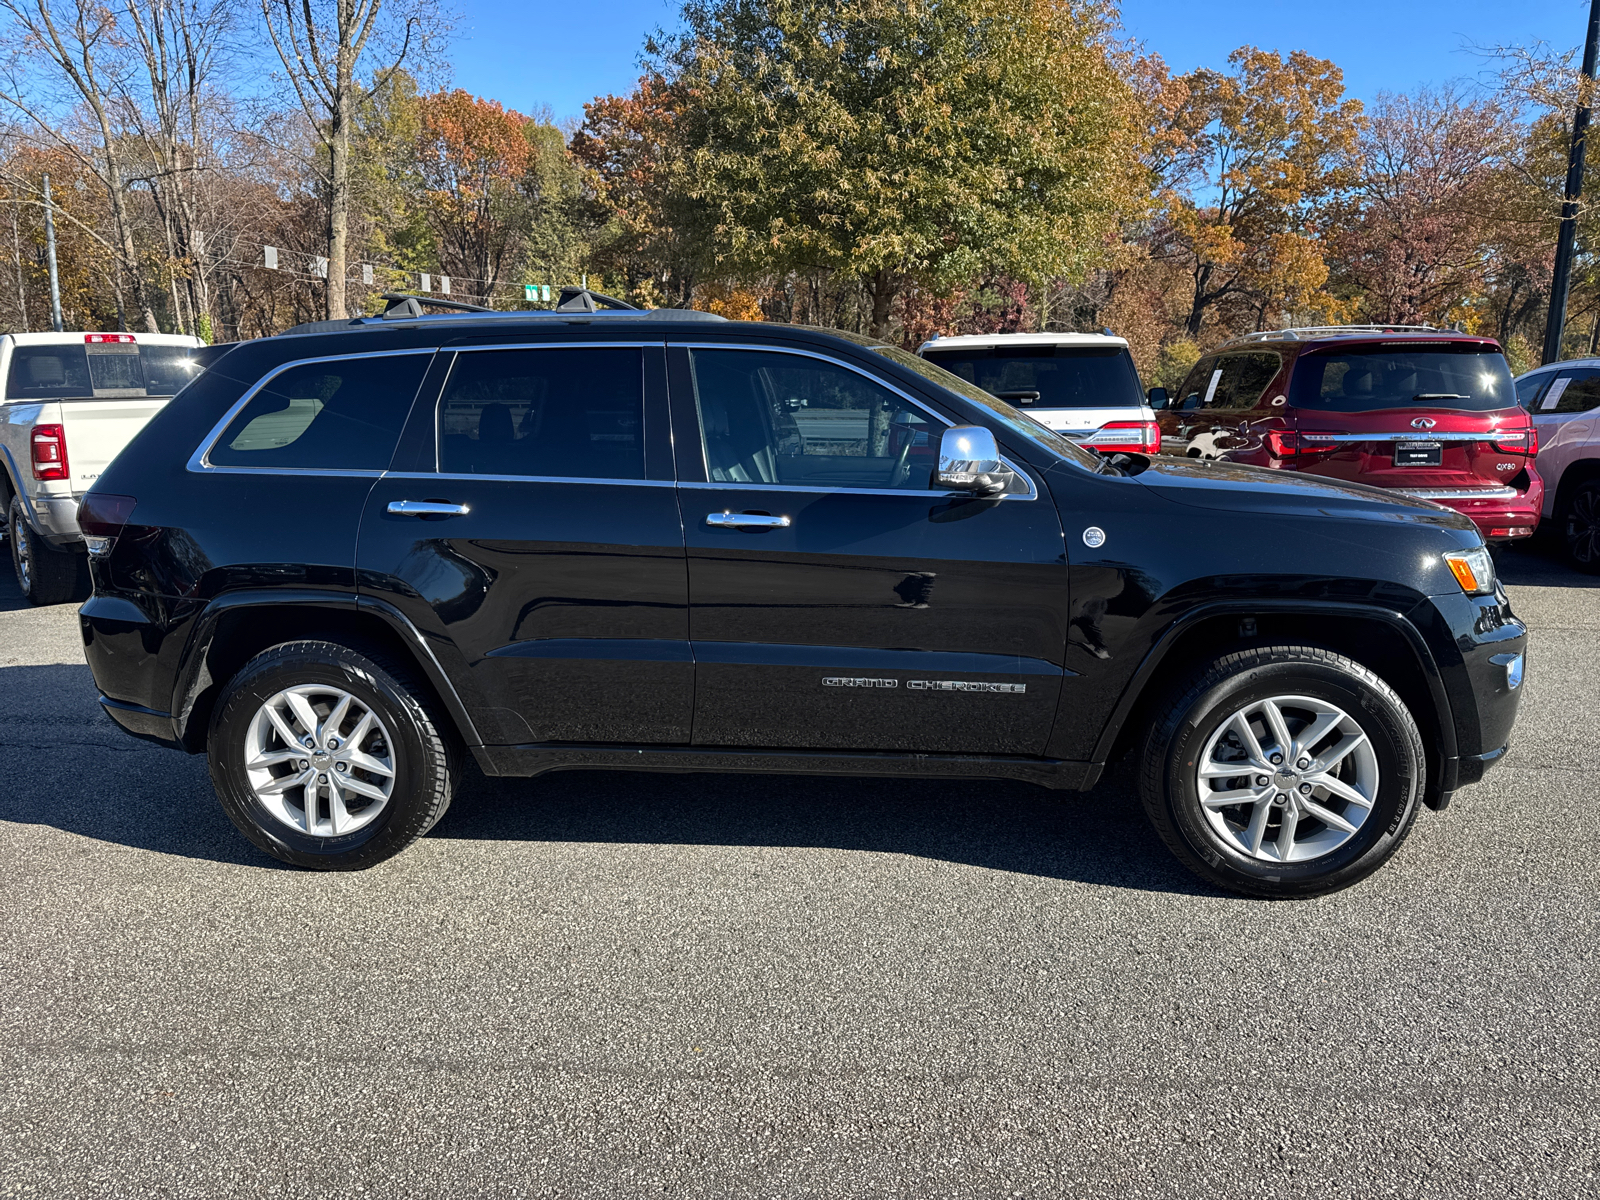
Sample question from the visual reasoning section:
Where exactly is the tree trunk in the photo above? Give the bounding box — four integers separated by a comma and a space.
867, 270, 895, 341
325, 59, 353, 320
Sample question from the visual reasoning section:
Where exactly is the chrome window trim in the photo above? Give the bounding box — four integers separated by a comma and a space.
432, 342, 656, 478
668, 341, 1036, 501
386, 471, 675, 488
186, 348, 438, 475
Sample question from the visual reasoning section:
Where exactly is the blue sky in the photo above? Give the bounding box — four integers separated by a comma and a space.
449, 0, 1587, 126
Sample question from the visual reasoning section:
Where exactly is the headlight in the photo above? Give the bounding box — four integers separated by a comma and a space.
1443, 547, 1497, 596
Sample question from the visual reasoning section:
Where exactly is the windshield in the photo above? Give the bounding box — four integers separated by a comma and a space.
5, 342, 202, 400
868, 343, 1100, 469
1289, 344, 1515, 414
920, 344, 1144, 410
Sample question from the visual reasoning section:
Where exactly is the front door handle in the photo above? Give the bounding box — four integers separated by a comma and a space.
706, 511, 791, 529
388, 500, 470, 517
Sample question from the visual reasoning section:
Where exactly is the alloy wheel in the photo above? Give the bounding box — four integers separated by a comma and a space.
10, 509, 31, 593
1567, 487, 1599, 567
1195, 694, 1379, 863
243, 684, 398, 837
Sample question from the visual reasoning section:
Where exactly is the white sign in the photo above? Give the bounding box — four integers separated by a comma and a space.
420, 273, 431, 292
440, 275, 451, 296
263, 245, 278, 270
1202, 369, 1223, 407
1541, 376, 1572, 411
362, 263, 374, 285
312, 256, 328, 279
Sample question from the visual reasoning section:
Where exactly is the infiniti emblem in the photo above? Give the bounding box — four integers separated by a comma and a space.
1411, 417, 1437, 429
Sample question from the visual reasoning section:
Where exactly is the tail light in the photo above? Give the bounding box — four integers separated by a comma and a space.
1492, 428, 1538, 456
76, 492, 137, 558
1265, 430, 1338, 458
1082, 421, 1160, 455
31, 424, 68, 480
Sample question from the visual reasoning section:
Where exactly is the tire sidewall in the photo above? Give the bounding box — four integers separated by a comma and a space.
209, 645, 439, 868
1161, 659, 1421, 895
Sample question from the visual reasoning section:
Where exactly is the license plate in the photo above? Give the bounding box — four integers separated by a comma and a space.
1394, 441, 1442, 467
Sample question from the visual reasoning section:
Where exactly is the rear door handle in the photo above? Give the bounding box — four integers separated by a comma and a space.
706, 511, 791, 529
388, 500, 470, 517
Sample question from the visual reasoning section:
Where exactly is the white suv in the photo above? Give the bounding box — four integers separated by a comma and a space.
1514, 361, 1600, 571
916, 331, 1160, 453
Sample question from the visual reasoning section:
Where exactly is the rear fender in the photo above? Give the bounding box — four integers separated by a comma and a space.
169, 589, 483, 751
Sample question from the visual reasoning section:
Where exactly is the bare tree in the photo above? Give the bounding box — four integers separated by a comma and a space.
259, 0, 445, 318
0, 0, 160, 329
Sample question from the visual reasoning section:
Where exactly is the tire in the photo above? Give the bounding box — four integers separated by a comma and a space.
8, 495, 79, 606
1562, 479, 1600, 574
207, 639, 459, 870
1138, 645, 1424, 899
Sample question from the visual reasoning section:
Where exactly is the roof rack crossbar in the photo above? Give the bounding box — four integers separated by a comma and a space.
379, 291, 494, 320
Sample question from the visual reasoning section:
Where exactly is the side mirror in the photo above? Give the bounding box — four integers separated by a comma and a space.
936, 426, 1008, 494
1146, 386, 1168, 410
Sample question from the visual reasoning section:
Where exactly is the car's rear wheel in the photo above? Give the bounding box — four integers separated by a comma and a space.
1139, 645, 1424, 898
1563, 479, 1600, 574
207, 640, 458, 870
8, 496, 78, 606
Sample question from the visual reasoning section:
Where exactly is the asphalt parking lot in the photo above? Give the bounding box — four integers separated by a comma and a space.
2, 543, 1597, 1198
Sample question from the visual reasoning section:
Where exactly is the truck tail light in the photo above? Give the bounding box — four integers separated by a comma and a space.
76, 492, 138, 558
1265, 430, 1338, 458
85, 333, 137, 344
31, 424, 68, 480
1082, 421, 1160, 455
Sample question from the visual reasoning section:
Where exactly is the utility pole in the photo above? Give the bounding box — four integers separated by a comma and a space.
11, 210, 27, 332
1544, 0, 1600, 365
41, 173, 62, 334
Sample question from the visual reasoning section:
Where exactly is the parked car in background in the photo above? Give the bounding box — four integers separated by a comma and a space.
1, 330, 204, 604
1512, 359, 1600, 571
1156, 327, 1542, 547
917, 332, 1161, 454
77, 295, 1525, 897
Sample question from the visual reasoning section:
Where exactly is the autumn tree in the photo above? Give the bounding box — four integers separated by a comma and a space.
653, 0, 1148, 339
1156, 47, 1363, 337
414, 89, 532, 299
260, 0, 445, 319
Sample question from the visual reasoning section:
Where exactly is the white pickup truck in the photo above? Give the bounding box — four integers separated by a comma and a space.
2, 331, 204, 604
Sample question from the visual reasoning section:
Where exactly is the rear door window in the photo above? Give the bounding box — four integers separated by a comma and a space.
208, 352, 432, 471
436, 347, 645, 479
1204, 352, 1282, 411
1289, 344, 1515, 413
1531, 368, 1600, 415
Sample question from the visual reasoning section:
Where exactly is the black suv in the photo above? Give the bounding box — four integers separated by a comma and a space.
78, 301, 1527, 896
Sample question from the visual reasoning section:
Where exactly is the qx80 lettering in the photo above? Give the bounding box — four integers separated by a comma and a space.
821, 677, 1029, 694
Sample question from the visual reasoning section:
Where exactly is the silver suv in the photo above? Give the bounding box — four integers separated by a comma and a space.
917, 332, 1160, 453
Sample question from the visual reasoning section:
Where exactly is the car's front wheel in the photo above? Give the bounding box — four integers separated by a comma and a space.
207, 640, 459, 870
1139, 645, 1424, 898
1563, 479, 1600, 573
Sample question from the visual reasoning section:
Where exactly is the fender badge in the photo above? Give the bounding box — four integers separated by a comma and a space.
1082, 526, 1106, 548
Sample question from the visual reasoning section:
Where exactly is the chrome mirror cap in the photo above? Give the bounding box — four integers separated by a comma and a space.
936, 425, 1009, 494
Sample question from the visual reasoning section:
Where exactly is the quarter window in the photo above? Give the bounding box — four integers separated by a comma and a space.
1533, 368, 1600, 415
689, 348, 938, 490
209, 353, 431, 471
436, 348, 645, 479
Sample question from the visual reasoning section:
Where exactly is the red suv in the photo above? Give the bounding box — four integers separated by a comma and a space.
1155, 327, 1542, 544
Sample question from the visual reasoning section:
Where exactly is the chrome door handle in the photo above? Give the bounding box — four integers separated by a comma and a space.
387, 500, 470, 517
706, 511, 791, 529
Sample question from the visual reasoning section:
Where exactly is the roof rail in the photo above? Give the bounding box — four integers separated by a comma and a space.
380, 292, 494, 320
1220, 323, 1462, 348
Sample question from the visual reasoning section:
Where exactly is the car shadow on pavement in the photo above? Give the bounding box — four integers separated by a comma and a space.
431, 761, 1218, 897
1496, 537, 1600, 588
0, 662, 294, 870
